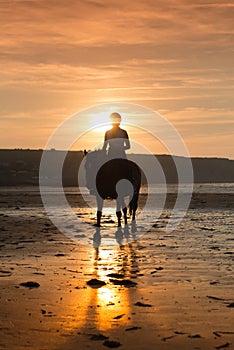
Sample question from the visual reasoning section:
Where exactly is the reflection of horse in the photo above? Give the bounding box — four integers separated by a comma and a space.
84, 150, 141, 228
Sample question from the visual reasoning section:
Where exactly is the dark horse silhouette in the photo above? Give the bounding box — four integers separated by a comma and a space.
84, 150, 141, 228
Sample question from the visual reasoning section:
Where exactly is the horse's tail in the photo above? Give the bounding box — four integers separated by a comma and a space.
129, 162, 141, 216
129, 190, 139, 215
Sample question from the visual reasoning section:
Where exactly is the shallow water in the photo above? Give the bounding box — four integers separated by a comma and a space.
1, 190, 233, 248
1, 182, 234, 194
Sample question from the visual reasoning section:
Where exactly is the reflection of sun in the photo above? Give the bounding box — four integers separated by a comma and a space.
61, 245, 135, 335
99, 248, 112, 261
90, 247, 132, 330
98, 286, 113, 301
96, 287, 130, 330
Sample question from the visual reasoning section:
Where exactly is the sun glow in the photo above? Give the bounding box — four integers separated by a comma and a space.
89, 107, 128, 132
93, 125, 110, 133
71, 104, 167, 153
90, 111, 112, 132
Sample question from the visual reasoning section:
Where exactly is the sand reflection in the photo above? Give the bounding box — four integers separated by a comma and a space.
79, 229, 140, 332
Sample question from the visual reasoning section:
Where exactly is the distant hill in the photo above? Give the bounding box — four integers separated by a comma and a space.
0, 149, 233, 186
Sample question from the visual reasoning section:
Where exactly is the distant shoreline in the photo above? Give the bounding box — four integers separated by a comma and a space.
0, 149, 234, 186
0, 148, 233, 161
1, 183, 234, 189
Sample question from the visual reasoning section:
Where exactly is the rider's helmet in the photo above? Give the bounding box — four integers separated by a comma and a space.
110, 112, 121, 125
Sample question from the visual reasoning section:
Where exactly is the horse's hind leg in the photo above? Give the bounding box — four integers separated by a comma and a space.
122, 204, 128, 226
132, 206, 136, 221
130, 192, 139, 233
116, 199, 122, 227
121, 198, 128, 226
116, 197, 128, 227
96, 195, 103, 227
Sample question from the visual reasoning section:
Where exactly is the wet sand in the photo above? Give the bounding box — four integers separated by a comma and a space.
0, 190, 233, 349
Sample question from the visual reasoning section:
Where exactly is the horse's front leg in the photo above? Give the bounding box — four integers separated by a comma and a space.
96, 195, 103, 227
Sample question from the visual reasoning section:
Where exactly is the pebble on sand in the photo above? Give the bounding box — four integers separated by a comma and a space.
54, 253, 65, 257
188, 334, 202, 338
20, 281, 40, 289
216, 343, 231, 349
226, 302, 234, 308
134, 301, 152, 307
89, 333, 109, 341
125, 326, 141, 331
0, 270, 12, 277
103, 340, 121, 348
86, 279, 106, 288
109, 279, 137, 287
113, 314, 125, 320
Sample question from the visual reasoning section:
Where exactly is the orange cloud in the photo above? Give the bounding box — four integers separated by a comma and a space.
0, 0, 233, 158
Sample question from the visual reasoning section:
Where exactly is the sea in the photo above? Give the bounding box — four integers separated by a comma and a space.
1, 182, 234, 194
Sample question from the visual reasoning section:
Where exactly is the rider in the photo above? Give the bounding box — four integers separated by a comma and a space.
103, 112, 130, 159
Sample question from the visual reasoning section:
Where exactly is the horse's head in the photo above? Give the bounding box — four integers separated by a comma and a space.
84, 149, 106, 194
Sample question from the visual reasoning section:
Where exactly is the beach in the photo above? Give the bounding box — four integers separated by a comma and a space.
0, 187, 233, 350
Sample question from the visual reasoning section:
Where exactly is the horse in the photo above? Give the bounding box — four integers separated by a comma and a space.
84, 149, 141, 229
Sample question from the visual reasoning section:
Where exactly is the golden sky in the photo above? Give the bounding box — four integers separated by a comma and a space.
0, 0, 233, 158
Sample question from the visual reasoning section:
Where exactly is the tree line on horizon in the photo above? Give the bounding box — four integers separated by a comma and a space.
0, 149, 233, 186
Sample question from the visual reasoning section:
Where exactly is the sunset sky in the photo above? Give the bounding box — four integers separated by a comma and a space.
0, 0, 233, 158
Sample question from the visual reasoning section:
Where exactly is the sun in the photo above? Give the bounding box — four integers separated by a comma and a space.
72, 106, 129, 151
90, 111, 111, 132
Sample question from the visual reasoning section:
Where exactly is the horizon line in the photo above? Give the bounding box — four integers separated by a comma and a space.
0, 148, 233, 161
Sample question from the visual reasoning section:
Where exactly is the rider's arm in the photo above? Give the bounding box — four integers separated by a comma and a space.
103, 131, 108, 152
124, 131, 130, 150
